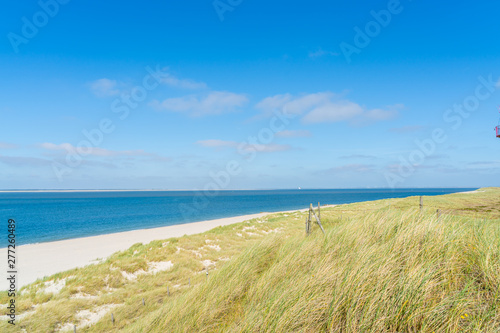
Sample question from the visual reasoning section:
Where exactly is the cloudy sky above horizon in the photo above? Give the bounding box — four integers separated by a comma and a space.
1, 0, 500, 189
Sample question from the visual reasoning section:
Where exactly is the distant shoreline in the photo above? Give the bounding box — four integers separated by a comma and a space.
0, 189, 189, 193
0, 212, 272, 290
0, 187, 477, 193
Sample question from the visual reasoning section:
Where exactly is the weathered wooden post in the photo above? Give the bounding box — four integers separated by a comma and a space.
309, 204, 312, 226
142, 298, 145, 306
74, 324, 76, 333
311, 204, 326, 235
420, 196, 423, 210
111, 313, 115, 325
167, 286, 170, 296
305, 216, 311, 235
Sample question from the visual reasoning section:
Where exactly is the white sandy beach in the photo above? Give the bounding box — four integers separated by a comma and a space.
1, 212, 271, 291
457, 190, 483, 194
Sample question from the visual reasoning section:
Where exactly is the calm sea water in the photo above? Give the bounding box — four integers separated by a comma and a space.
0, 189, 474, 246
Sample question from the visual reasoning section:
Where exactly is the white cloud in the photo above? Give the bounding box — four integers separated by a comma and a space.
39, 143, 167, 160
39, 142, 74, 151
350, 105, 402, 125
335, 164, 375, 172
322, 163, 375, 174
89, 78, 120, 97
161, 73, 207, 90
89, 71, 206, 100
0, 155, 51, 167
0, 142, 17, 149
257, 92, 335, 115
302, 100, 364, 123
308, 48, 340, 58
151, 91, 248, 117
389, 125, 425, 134
287, 92, 336, 115
365, 107, 400, 121
256, 94, 293, 113
466, 161, 500, 169
197, 139, 291, 153
256, 92, 401, 125
339, 154, 377, 160
275, 130, 311, 138
197, 139, 238, 149
243, 143, 291, 152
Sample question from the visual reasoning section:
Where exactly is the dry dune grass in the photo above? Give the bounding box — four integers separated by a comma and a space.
125, 208, 500, 332
1, 188, 499, 332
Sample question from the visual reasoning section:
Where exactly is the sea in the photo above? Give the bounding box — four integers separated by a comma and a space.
0, 188, 474, 246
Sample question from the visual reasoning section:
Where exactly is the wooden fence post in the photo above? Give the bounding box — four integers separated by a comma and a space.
311, 206, 326, 235
305, 216, 308, 235
306, 216, 311, 236
142, 298, 145, 306
420, 196, 423, 210
305, 203, 325, 235
74, 324, 76, 333
309, 204, 312, 226
111, 313, 115, 325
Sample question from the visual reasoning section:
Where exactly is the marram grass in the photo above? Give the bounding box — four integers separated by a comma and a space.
124, 209, 500, 332
1, 188, 499, 332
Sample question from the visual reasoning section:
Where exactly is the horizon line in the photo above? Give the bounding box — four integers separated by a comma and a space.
0, 187, 481, 193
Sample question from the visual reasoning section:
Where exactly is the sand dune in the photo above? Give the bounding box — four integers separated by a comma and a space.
1, 212, 270, 290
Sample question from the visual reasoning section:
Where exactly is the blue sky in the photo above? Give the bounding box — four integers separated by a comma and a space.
1, 0, 499, 189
